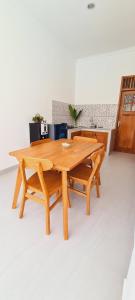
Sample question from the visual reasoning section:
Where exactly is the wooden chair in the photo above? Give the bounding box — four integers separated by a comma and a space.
19, 157, 62, 235
73, 135, 104, 185
68, 150, 102, 215
94, 147, 105, 185
31, 138, 52, 147
73, 136, 97, 165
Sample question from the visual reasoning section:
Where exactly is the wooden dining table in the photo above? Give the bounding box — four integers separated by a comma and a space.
9, 138, 104, 240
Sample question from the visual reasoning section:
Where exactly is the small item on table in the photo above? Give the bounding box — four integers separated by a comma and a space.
62, 142, 71, 148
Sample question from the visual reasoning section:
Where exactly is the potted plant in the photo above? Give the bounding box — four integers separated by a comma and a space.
68, 104, 82, 127
32, 113, 44, 123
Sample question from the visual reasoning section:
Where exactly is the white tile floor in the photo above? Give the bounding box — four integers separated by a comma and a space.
0, 152, 135, 300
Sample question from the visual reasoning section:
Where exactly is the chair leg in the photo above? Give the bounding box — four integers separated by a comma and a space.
83, 185, 86, 192
86, 191, 90, 215
70, 178, 74, 188
45, 200, 50, 235
96, 180, 100, 198
98, 173, 101, 185
55, 189, 60, 201
19, 190, 26, 218
67, 189, 71, 208
12, 165, 22, 209
55, 188, 63, 205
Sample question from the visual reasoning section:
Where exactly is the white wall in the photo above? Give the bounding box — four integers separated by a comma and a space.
75, 47, 135, 105
0, 1, 75, 170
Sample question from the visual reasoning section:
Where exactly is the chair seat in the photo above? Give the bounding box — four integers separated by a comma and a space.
69, 164, 92, 184
27, 170, 61, 196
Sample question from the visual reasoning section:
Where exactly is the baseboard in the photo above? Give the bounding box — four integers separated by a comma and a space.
0, 164, 18, 176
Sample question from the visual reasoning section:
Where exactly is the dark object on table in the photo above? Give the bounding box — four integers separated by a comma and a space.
48, 123, 67, 140
29, 123, 48, 143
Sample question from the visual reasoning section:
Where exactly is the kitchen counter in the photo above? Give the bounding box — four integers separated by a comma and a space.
68, 127, 114, 133
68, 127, 116, 155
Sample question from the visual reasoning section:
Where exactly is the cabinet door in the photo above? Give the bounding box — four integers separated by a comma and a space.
94, 132, 108, 150
71, 131, 81, 139
81, 131, 95, 138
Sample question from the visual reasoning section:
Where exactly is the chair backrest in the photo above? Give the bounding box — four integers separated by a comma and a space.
73, 136, 97, 143
31, 138, 52, 147
20, 157, 53, 197
87, 152, 100, 187
89, 147, 105, 184
94, 147, 105, 174
21, 157, 53, 171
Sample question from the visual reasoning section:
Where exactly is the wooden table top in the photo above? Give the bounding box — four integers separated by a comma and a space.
9, 139, 104, 171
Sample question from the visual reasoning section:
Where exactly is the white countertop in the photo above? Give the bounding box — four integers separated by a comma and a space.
68, 127, 115, 133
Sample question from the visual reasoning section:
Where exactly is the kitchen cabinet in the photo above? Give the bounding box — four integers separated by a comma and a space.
71, 131, 81, 139
69, 128, 115, 155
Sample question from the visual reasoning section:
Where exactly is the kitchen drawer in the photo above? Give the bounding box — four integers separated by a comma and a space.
94, 132, 108, 150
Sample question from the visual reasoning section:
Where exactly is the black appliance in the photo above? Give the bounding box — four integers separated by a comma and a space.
48, 123, 67, 140
29, 122, 48, 143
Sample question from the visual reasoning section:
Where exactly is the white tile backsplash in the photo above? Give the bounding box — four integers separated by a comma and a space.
52, 100, 117, 129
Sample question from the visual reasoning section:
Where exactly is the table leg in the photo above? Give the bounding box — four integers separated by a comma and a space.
12, 164, 22, 209
62, 170, 68, 240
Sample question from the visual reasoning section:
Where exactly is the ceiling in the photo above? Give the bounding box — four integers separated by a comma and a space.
22, 0, 135, 58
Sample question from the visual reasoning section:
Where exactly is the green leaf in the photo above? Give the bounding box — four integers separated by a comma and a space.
68, 105, 76, 121
32, 113, 44, 123
76, 110, 82, 121
68, 105, 83, 123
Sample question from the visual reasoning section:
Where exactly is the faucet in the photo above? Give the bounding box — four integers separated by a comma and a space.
90, 117, 97, 128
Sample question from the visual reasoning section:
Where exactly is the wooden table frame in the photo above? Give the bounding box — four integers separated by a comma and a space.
9, 139, 104, 240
